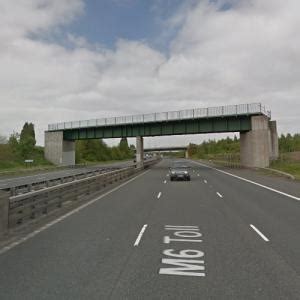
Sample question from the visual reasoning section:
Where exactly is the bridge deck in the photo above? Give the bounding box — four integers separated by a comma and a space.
48, 103, 270, 131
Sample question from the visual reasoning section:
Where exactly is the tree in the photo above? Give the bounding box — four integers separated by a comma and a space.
8, 132, 20, 156
119, 137, 131, 158
20, 122, 36, 145
19, 122, 36, 158
7, 123, 37, 159
111, 146, 122, 160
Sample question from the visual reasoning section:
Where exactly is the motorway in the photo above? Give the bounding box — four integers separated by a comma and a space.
0, 159, 299, 299
0, 160, 133, 189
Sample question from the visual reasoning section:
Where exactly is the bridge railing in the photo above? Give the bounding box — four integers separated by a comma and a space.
0, 159, 160, 234
48, 103, 271, 131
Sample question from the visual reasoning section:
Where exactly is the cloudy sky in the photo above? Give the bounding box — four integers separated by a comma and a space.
0, 0, 299, 146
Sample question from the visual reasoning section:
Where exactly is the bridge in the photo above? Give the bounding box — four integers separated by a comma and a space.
45, 103, 278, 168
143, 146, 188, 158
144, 146, 187, 152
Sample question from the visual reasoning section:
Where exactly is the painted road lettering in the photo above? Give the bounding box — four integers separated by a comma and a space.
164, 225, 202, 243
159, 225, 205, 277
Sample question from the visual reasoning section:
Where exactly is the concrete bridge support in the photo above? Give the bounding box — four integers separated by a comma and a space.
136, 136, 144, 168
269, 120, 279, 160
185, 150, 189, 159
45, 131, 75, 166
240, 115, 271, 168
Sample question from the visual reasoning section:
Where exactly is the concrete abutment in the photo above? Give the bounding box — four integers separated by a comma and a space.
45, 131, 75, 166
240, 116, 278, 168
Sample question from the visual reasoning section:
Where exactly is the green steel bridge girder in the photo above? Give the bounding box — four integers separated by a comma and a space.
62, 115, 252, 141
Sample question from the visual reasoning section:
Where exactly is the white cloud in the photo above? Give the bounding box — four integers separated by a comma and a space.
0, 0, 299, 147
0, 0, 84, 41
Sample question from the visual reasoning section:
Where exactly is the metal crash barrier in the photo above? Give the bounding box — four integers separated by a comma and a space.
0, 159, 160, 234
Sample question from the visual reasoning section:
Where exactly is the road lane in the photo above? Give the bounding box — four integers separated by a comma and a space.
0, 165, 162, 300
109, 160, 300, 299
189, 160, 300, 275
0, 159, 299, 299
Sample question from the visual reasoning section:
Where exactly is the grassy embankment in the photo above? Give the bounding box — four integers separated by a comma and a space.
0, 143, 133, 177
269, 157, 300, 180
192, 153, 300, 180
0, 144, 55, 176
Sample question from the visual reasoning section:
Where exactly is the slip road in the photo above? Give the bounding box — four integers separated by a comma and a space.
0, 159, 299, 299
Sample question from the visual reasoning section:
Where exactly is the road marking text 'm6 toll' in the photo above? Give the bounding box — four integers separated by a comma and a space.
159, 225, 206, 277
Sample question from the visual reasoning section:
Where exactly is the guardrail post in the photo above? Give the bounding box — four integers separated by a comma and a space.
0, 190, 10, 235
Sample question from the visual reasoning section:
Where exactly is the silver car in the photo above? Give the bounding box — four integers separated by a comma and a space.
169, 162, 191, 181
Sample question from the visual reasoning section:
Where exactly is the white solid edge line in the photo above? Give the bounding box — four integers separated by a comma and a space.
250, 224, 270, 242
192, 161, 300, 201
134, 224, 148, 246
0, 169, 151, 256
216, 192, 223, 198
157, 192, 162, 199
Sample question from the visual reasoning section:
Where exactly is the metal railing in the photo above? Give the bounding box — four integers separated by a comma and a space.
48, 103, 271, 131
0, 158, 160, 232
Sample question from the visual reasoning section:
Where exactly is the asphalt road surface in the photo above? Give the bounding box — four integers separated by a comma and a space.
0, 160, 133, 189
0, 159, 299, 299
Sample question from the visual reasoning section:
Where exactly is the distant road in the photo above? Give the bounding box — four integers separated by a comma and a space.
0, 159, 299, 299
0, 160, 133, 189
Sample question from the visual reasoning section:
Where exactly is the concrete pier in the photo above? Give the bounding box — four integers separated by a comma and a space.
269, 120, 279, 160
240, 115, 270, 168
45, 131, 75, 166
136, 136, 144, 168
185, 150, 189, 159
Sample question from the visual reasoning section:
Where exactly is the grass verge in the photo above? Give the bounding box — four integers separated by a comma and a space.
270, 160, 300, 180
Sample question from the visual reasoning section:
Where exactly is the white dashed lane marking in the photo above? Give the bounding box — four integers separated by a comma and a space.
250, 224, 269, 242
134, 224, 148, 246
157, 192, 162, 199
193, 161, 300, 201
216, 192, 223, 198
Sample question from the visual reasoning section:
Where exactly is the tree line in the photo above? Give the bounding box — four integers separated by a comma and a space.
8, 122, 37, 159
279, 133, 300, 153
75, 137, 134, 163
188, 136, 240, 159
0, 123, 48, 168
0, 123, 135, 168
